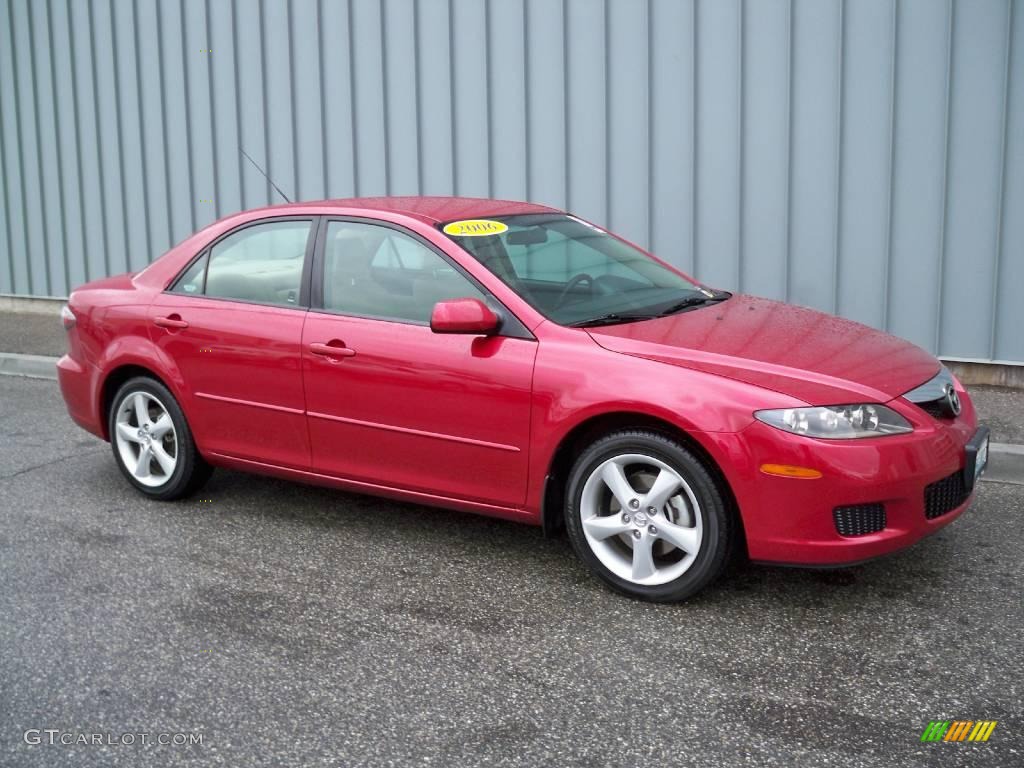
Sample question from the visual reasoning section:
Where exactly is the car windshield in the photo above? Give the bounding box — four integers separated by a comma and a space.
441, 213, 715, 326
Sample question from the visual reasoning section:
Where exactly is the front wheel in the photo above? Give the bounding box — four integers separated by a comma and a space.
564, 430, 732, 602
108, 376, 212, 500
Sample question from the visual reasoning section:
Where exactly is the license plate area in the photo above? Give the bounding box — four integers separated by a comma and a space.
964, 426, 991, 493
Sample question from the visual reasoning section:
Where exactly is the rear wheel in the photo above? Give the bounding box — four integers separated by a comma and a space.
108, 376, 211, 500
564, 430, 732, 602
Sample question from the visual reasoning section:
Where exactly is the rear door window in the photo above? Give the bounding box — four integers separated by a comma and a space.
171, 220, 312, 307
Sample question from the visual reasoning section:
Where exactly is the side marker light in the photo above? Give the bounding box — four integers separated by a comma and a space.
760, 464, 823, 479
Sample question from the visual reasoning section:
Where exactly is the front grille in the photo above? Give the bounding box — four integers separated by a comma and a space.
917, 398, 951, 419
833, 503, 886, 537
924, 470, 969, 519
903, 367, 958, 419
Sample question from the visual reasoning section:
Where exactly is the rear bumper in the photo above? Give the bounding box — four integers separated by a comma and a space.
57, 354, 104, 438
708, 396, 982, 566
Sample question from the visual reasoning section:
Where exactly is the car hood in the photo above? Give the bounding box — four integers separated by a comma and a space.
586, 294, 940, 405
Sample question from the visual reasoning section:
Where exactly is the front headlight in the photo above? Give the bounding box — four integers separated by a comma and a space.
754, 404, 912, 439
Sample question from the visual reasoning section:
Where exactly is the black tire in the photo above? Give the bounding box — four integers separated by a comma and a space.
107, 376, 212, 500
564, 429, 732, 602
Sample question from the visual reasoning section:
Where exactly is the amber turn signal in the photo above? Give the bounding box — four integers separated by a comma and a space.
759, 463, 823, 479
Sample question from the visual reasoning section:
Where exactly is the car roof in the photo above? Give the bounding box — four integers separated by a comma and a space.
253, 196, 562, 224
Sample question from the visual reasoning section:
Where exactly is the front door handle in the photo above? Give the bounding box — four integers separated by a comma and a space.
309, 341, 356, 359
154, 315, 189, 330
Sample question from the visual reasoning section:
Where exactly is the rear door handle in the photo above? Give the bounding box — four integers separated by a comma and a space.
154, 315, 189, 330
309, 341, 356, 359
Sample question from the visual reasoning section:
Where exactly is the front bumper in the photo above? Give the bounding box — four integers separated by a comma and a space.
714, 392, 983, 566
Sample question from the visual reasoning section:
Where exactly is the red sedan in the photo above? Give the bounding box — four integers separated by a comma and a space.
57, 197, 989, 601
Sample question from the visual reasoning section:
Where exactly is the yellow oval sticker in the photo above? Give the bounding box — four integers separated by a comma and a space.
442, 219, 509, 237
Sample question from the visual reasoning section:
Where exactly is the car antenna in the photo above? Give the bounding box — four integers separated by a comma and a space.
240, 147, 292, 204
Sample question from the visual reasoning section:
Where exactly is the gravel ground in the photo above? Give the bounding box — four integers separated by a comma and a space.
1, 376, 1021, 768
969, 385, 1024, 445
0, 311, 65, 357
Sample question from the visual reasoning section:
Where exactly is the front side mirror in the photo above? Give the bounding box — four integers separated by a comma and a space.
430, 298, 500, 335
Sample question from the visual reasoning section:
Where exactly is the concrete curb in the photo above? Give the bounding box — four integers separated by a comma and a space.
943, 358, 1024, 390
1, 351, 1022, 483
986, 442, 1024, 486
0, 352, 58, 380
0, 294, 65, 315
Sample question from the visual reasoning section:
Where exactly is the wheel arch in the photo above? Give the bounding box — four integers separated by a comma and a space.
92, 331, 192, 442
98, 364, 178, 441
540, 412, 743, 547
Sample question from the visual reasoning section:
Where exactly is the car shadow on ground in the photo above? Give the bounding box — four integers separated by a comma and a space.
163, 464, 976, 612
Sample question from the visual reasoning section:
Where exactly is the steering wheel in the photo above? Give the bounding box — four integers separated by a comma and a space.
554, 273, 594, 310
591, 273, 621, 294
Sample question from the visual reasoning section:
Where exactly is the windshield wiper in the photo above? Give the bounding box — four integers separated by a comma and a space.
657, 292, 730, 317
568, 313, 657, 328
569, 291, 731, 327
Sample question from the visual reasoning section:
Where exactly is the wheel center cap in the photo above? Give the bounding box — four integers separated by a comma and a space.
633, 511, 648, 527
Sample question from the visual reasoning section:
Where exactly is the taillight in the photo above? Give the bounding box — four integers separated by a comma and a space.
60, 304, 76, 330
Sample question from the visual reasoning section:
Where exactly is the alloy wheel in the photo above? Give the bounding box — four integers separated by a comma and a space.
113, 390, 178, 488
579, 453, 704, 586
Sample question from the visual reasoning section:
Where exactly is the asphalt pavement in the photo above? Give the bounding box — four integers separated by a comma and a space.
1, 375, 1022, 767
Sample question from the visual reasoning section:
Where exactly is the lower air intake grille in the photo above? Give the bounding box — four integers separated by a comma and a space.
924, 470, 969, 519
833, 503, 886, 537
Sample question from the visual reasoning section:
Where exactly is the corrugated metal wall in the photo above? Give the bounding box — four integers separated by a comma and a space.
1, 0, 1021, 362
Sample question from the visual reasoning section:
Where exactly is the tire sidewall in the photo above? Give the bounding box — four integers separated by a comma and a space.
565, 431, 730, 602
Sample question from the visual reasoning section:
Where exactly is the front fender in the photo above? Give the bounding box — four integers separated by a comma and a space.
525, 333, 804, 519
